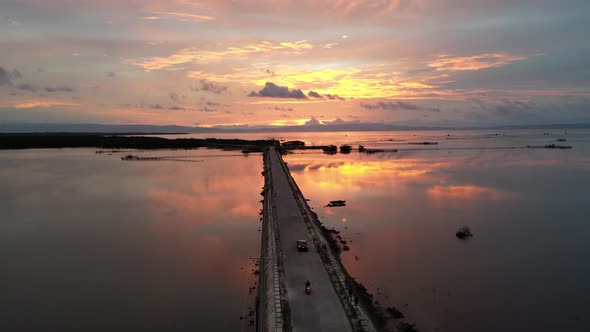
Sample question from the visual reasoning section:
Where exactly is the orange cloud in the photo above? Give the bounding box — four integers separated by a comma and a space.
428, 53, 528, 71
147, 10, 216, 22
13, 101, 80, 109
270, 119, 310, 126
189, 65, 437, 99
188, 0, 401, 18
316, 0, 401, 16
129, 40, 313, 71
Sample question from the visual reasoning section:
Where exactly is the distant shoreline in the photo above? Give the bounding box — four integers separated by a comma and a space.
0, 134, 276, 150
1, 122, 589, 134
0, 132, 188, 136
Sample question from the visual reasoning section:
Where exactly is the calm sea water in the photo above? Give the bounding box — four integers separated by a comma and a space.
1, 129, 589, 332
281, 129, 590, 332
0, 148, 263, 331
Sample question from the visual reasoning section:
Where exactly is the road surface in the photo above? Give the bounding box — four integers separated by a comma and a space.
267, 147, 352, 332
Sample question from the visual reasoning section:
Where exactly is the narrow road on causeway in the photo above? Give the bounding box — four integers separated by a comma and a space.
267, 147, 352, 332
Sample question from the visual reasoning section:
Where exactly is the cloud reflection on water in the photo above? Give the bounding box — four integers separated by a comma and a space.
427, 185, 516, 201
285, 143, 590, 332
0, 149, 263, 332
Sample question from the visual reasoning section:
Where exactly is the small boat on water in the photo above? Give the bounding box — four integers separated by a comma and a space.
327, 200, 346, 207
121, 154, 137, 160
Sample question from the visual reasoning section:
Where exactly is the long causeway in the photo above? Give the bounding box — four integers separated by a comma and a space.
258, 146, 373, 332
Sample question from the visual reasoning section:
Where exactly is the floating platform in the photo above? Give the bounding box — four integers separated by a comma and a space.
407, 142, 438, 145
121, 154, 161, 161
527, 144, 572, 149
361, 148, 398, 154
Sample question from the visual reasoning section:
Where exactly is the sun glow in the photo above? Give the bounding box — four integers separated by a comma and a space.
270, 119, 309, 126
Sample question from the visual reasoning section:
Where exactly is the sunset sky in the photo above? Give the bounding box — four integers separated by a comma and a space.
1, 0, 589, 128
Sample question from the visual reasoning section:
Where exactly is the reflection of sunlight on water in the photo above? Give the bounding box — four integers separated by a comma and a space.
427, 185, 516, 201
148, 188, 260, 221
284, 132, 590, 332
324, 208, 336, 215
336, 163, 378, 175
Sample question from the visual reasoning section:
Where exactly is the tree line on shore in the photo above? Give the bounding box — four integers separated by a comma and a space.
0, 134, 278, 150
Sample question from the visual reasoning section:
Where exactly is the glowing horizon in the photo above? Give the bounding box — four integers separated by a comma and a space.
1, 0, 589, 128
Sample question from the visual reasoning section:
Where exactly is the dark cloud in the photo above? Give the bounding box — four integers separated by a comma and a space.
44, 86, 75, 93
274, 106, 294, 112
361, 100, 440, 112
249, 82, 307, 99
0, 67, 21, 86
138, 101, 188, 110
470, 98, 535, 117
323, 117, 346, 125
305, 91, 345, 100
17, 83, 37, 92
15, 82, 75, 93
304, 116, 321, 125
169, 92, 179, 102
206, 101, 220, 106
325, 94, 345, 101
107, 71, 116, 77
194, 79, 228, 94
264, 69, 276, 77
199, 106, 217, 112
308, 90, 322, 98
168, 105, 186, 110
458, 96, 590, 125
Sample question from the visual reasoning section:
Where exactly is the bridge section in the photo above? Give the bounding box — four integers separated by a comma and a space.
259, 146, 374, 332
